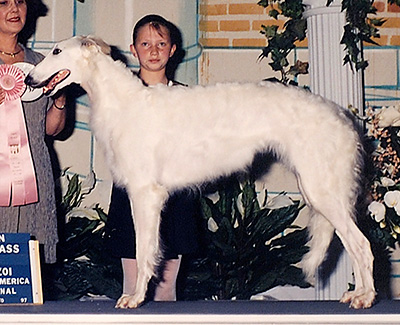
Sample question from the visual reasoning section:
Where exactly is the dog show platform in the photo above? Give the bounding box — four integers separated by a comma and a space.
0, 299, 399, 325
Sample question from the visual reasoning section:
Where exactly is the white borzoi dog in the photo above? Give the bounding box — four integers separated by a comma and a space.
26, 36, 376, 309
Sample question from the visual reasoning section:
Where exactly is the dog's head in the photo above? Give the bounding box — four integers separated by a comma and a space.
25, 36, 111, 96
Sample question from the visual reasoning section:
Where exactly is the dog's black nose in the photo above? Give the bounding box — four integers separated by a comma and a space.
24, 74, 33, 86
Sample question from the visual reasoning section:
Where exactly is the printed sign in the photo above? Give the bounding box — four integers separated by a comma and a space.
0, 233, 42, 304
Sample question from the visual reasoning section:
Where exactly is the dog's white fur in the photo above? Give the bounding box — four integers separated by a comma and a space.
26, 36, 376, 309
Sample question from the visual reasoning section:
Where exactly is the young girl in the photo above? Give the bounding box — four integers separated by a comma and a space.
105, 14, 200, 301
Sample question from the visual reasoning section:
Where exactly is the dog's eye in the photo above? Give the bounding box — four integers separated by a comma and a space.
52, 48, 62, 55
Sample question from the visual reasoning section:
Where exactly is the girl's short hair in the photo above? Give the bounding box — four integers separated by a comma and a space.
132, 14, 178, 46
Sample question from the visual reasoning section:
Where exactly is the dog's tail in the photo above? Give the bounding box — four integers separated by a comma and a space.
301, 211, 335, 284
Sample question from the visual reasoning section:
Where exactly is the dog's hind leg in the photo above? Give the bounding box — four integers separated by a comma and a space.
303, 204, 375, 307
302, 195, 375, 308
116, 183, 168, 308
334, 222, 375, 309
295, 159, 375, 308
303, 207, 375, 308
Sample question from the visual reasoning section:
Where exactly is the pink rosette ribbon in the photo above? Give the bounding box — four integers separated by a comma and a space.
0, 64, 38, 206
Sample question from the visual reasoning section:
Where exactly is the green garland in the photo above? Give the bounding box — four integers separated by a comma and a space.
258, 0, 393, 72
258, 0, 307, 84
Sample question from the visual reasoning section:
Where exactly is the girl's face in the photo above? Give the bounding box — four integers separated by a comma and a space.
0, 0, 27, 37
130, 23, 176, 74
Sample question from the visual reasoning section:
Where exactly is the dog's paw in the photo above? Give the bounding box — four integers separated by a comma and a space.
340, 289, 375, 309
115, 294, 144, 309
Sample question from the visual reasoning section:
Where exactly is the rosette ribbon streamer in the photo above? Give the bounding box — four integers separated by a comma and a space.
0, 64, 38, 206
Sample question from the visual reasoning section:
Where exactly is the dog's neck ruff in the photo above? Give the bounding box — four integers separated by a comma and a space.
83, 54, 144, 97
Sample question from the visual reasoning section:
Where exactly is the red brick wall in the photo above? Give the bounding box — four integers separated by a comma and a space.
199, 0, 400, 48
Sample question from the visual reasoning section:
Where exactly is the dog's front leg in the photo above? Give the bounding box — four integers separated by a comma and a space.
115, 183, 168, 308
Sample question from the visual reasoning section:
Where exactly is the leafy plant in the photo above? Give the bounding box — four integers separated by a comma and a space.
258, 0, 391, 72
44, 170, 122, 301
180, 176, 310, 301
47, 170, 308, 302
258, 0, 308, 84
340, 0, 386, 70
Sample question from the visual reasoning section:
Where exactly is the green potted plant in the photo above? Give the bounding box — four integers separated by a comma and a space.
180, 176, 310, 300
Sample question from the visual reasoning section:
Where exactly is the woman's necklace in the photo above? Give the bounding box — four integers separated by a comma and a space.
0, 48, 22, 58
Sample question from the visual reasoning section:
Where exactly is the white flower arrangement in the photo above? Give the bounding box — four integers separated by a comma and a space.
364, 105, 400, 245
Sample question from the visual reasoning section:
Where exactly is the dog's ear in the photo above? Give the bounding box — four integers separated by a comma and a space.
80, 36, 111, 56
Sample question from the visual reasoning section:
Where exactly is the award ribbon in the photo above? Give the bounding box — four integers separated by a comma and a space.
0, 64, 38, 206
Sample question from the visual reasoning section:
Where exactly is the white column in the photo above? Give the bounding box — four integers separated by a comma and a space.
303, 0, 364, 112
303, 0, 361, 300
